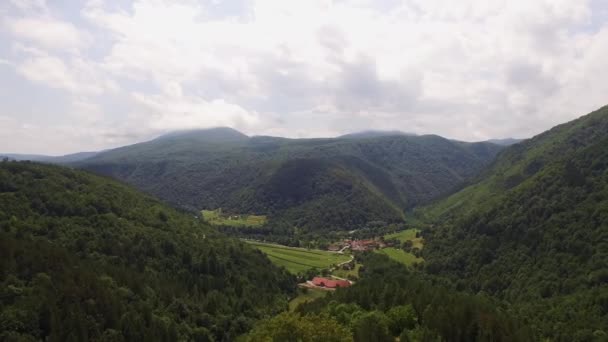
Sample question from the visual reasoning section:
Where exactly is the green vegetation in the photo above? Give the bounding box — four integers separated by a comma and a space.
289, 288, 328, 311
332, 262, 362, 280
246, 241, 351, 274
242, 312, 352, 342
0, 161, 295, 341
202, 209, 267, 227
421, 105, 608, 340
384, 228, 423, 249
247, 253, 534, 341
376, 248, 423, 267
77, 128, 503, 237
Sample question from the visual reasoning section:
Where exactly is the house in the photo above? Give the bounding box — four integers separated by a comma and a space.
312, 277, 351, 288
349, 239, 381, 251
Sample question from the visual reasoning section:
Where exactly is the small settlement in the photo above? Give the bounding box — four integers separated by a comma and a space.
328, 238, 388, 252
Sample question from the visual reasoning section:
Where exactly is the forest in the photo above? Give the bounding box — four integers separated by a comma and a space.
244, 253, 535, 341
76, 130, 502, 234
0, 161, 295, 341
420, 106, 608, 340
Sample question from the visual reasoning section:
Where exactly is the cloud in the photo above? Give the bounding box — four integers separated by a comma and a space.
1, 0, 608, 154
15, 50, 117, 95
4, 17, 90, 51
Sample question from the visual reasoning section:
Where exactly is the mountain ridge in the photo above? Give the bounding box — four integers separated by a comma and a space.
420, 105, 608, 340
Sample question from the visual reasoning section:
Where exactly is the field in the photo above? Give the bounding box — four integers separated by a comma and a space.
245, 241, 351, 274
376, 248, 423, 266
289, 288, 328, 311
202, 209, 267, 227
384, 228, 424, 249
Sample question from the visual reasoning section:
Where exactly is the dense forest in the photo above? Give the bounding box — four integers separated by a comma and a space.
245, 253, 535, 341
76, 129, 503, 234
420, 106, 608, 340
0, 161, 295, 341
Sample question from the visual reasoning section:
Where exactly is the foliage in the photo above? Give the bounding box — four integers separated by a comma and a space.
77, 129, 503, 235
421, 105, 608, 340
241, 312, 352, 342
0, 161, 296, 341
290, 253, 535, 341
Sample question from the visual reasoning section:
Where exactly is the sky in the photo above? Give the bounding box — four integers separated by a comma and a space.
1, 0, 608, 155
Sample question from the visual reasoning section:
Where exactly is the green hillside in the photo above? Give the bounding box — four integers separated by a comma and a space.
0, 161, 295, 341
77, 129, 503, 234
420, 106, 608, 340
246, 253, 534, 341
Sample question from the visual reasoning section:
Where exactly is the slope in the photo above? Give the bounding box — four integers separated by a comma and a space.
76, 128, 503, 233
421, 106, 608, 340
0, 161, 295, 341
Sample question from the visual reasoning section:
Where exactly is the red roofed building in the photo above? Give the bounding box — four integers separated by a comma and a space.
312, 277, 351, 288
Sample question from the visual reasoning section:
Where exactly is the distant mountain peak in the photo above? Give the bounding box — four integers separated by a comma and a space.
156, 127, 249, 142
485, 138, 523, 146
338, 130, 416, 139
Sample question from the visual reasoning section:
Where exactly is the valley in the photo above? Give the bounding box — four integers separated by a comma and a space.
2, 106, 608, 341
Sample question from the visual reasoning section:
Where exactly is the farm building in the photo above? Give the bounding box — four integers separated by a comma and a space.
349, 239, 385, 251
311, 277, 351, 288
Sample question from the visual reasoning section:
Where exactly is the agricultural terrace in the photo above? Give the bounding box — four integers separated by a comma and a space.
246, 241, 351, 274
202, 209, 267, 227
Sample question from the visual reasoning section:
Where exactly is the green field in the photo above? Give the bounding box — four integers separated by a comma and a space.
246, 241, 351, 274
384, 228, 424, 249
289, 288, 328, 311
202, 209, 267, 227
376, 247, 423, 266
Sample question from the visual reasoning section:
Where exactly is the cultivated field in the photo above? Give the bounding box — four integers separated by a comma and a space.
384, 228, 424, 249
246, 241, 351, 274
376, 247, 423, 266
202, 209, 267, 227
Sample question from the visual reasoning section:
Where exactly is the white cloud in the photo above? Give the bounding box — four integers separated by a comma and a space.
15, 51, 117, 95
2, 0, 608, 154
4, 17, 90, 51
131, 82, 260, 132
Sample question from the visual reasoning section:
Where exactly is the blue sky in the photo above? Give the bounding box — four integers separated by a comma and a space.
1, 0, 608, 154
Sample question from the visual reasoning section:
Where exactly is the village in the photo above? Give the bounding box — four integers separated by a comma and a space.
299, 237, 408, 290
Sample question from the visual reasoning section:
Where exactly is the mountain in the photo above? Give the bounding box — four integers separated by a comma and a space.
338, 130, 415, 139
0, 161, 294, 341
155, 127, 249, 143
76, 131, 504, 236
420, 106, 608, 340
485, 138, 523, 146
1, 151, 99, 163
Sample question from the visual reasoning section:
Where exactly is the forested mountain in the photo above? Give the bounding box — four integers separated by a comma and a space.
0, 161, 295, 341
420, 106, 608, 340
76, 128, 503, 233
246, 253, 535, 341
1, 152, 99, 164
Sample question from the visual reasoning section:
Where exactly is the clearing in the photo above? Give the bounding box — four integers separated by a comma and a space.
384, 228, 424, 249
246, 241, 351, 274
202, 209, 267, 227
376, 247, 423, 267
